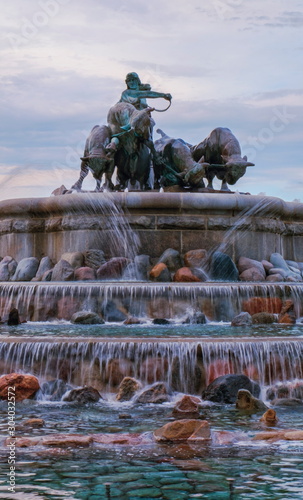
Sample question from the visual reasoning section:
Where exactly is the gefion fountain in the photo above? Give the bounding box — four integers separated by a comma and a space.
1, 76, 303, 499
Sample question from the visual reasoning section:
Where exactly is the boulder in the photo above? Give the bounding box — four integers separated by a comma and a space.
12, 257, 39, 281
272, 398, 303, 406
135, 382, 170, 404
231, 312, 252, 326
236, 389, 268, 412
71, 311, 104, 325
209, 252, 239, 281
51, 260, 74, 281
157, 248, 183, 272
173, 267, 202, 282
116, 377, 141, 402
0, 256, 17, 279
149, 263, 171, 282
270, 253, 290, 272
7, 308, 21, 325
237, 257, 266, 277
74, 267, 96, 281
266, 274, 284, 282
202, 374, 260, 404
260, 409, 279, 425
252, 312, 276, 324
101, 300, 127, 322
63, 386, 102, 403
172, 395, 201, 419
83, 249, 106, 269
154, 419, 211, 442
0, 373, 40, 402
261, 259, 274, 273
183, 249, 207, 269
0, 263, 10, 281
35, 256, 54, 280
96, 257, 129, 280
239, 267, 266, 282
278, 299, 296, 324
61, 252, 84, 269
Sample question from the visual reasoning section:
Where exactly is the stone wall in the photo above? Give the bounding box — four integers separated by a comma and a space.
0, 192, 303, 262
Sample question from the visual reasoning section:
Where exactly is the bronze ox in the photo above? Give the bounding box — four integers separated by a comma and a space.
107, 102, 155, 190
71, 125, 114, 191
192, 127, 254, 191
154, 129, 209, 188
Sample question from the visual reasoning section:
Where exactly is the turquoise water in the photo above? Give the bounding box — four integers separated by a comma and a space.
0, 321, 303, 499
0, 321, 302, 338
0, 398, 303, 499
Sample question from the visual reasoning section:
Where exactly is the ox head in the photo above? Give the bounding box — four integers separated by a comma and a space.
81, 148, 112, 179
221, 154, 255, 169
184, 156, 210, 187
130, 107, 154, 140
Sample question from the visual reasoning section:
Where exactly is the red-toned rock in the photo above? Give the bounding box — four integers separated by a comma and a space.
260, 409, 278, 426
135, 382, 169, 404
149, 263, 171, 282
0, 373, 40, 402
154, 419, 211, 442
23, 418, 44, 428
278, 313, 296, 324
97, 258, 129, 280
172, 395, 201, 418
104, 358, 134, 387
183, 249, 207, 268
42, 434, 93, 447
74, 267, 96, 281
243, 297, 282, 315
173, 267, 202, 282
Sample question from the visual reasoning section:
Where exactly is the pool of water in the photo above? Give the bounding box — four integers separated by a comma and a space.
0, 397, 303, 499
1, 321, 302, 339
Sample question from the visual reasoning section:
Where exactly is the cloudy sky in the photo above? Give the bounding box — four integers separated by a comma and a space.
1, 0, 302, 202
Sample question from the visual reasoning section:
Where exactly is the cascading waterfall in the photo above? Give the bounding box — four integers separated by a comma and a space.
0, 281, 302, 322
1, 338, 302, 394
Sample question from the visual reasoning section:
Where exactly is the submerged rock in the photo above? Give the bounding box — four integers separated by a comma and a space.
7, 308, 21, 325
135, 382, 170, 404
202, 374, 260, 404
63, 386, 102, 403
172, 395, 201, 419
39, 379, 73, 401
236, 389, 268, 412
154, 419, 211, 442
231, 312, 252, 326
260, 409, 279, 426
0, 373, 40, 401
252, 312, 276, 324
71, 311, 104, 325
116, 377, 141, 402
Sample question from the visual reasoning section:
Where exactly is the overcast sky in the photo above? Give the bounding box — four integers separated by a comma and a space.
1, 0, 302, 202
